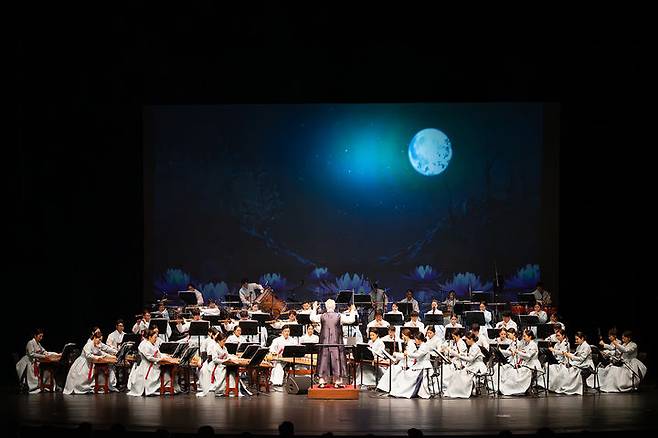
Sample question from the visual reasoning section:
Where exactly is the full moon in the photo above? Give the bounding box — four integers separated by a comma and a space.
408, 128, 452, 176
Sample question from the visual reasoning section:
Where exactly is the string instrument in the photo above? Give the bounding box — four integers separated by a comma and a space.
40, 354, 62, 363
265, 354, 316, 366
255, 286, 287, 318
92, 356, 118, 364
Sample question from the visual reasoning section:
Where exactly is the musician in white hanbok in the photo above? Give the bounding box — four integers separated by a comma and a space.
106, 320, 126, 350
471, 323, 490, 351
64, 333, 117, 394
543, 328, 582, 395
381, 326, 403, 353
595, 330, 646, 392
127, 329, 180, 396
357, 329, 387, 386
300, 324, 319, 344
269, 326, 300, 385
388, 332, 433, 398
564, 332, 594, 390
226, 326, 247, 347
15, 329, 60, 393
367, 310, 390, 329
437, 329, 468, 392
479, 302, 493, 329
445, 332, 488, 398
404, 311, 425, 334
377, 328, 417, 393
529, 303, 548, 324
495, 312, 518, 331
132, 310, 152, 335
493, 328, 539, 395
444, 314, 463, 329
197, 331, 230, 396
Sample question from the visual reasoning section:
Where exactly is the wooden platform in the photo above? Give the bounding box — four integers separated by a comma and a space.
307, 385, 359, 400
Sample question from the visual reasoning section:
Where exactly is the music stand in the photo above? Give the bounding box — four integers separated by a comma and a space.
202, 315, 222, 327
519, 315, 540, 330
179, 291, 197, 306
540, 347, 559, 390
281, 345, 309, 380
353, 294, 372, 306
444, 327, 460, 341
490, 345, 508, 395
121, 333, 142, 344
371, 327, 388, 339
453, 301, 468, 315
537, 324, 555, 339
487, 328, 499, 340
179, 345, 198, 366
190, 320, 210, 349
463, 311, 486, 327
404, 326, 420, 339
396, 302, 413, 320
296, 314, 311, 326
371, 347, 394, 388
471, 292, 491, 303
225, 342, 238, 355
159, 342, 179, 355
384, 313, 404, 326
336, 291, 352, 305
238, 320, 259, 336
240, 344, 260, 360
223, 294, 241, 307
149, 318, 170, 341
424, 314, 443, 326
354, 343, 375, 387
237, 342, 258, 353
286, 324, 303, 338
517, 293, 536, 306
383, 340, 398, 355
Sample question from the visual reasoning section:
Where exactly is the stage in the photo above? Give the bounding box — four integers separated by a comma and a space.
5, 389, 658, 436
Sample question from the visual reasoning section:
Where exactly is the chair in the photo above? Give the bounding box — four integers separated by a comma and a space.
473, 354, 496, 397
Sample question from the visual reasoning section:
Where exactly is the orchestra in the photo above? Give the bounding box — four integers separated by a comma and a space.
17, 284, 647, 400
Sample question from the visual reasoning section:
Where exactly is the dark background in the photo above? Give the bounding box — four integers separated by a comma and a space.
12, 6, 653, 373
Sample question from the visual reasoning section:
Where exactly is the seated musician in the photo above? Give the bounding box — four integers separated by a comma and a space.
381, 326, 403, 353
444, 314, 463, 329
197, 330, 227, 397
249, 303, 266, 314
64, 332, 117, 394
398, 289, 420, 313
226, 325, 247, 346
529, 303, 548, 324
367, 310, 390, 329
225, 310, 266, 346
404, 311, 426, 334
300, 324, 319, 344
531, 282, 552, 305
106, 320, 125, 350
445, 332, 488, 398
494, 311, 518, 331
15, 328, 61, 393
298, 302, 313, 314
132, 310, 152, 335
479, 302, 493, 328
87, 327, 118, 355
356, 328, 387, 386
494, 327, 511, 345
548, 312, 565, 331
201, 300, 221, 316
127, 328, 180, 396
176, 308, 202, 341
156, 301, 170, 319
387, 302, 403, 315
544, 328, 583, 395
376, 328, 418, 393
269, 325, 300, 386
596, 330, 647, 392
239, 278, 264, 308
425, 299, 443, 315
270, 310, 298, 330
471, 323, 490, 351
391, 332, 434, 398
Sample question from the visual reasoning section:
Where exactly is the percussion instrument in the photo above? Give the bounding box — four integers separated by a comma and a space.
510, 303, 527, 315
256, 287, 287, 318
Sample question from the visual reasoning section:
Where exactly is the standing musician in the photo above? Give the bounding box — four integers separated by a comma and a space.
15, 328, 61, 394
187, 283, 204, 306
239, 278, 265, 307
443, 290, 458, 311
369, 282, 388, 318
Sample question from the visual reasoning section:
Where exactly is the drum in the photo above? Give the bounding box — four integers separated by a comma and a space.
257, 288, 287, 317
544, 306, 558, 317
510, 303, 526, 315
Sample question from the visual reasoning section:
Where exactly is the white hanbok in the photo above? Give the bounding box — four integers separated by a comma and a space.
388, 342, 433, 398
269, 335, 300, 385
595, 341, 647, 392
127, 339, 178, 396
377, 340, 417, 393
197, 342, 229, 396
493, 340, 539, 395
106, 330, 125, 350
404, 320, 426, 334
64, 340, 116, 394
300, 334, 319, 344
543, 339, 582, 395
446, 343, 488, 398
15, 339, 57, 393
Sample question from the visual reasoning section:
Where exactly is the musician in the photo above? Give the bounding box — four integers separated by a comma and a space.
424, 325, 443, 353
270, 310, 298, 330
444, 314, 463, 329
132, 310, 152, 335
176, 308, 202, 341
404, 311, 425, 334
548, 312, 565, 331
226, 325, 247, 346
387, 303, 403, 315
269, 326, 300, 385
381, 326, 403, 353
239, 278, 264, 307
156, 302, 170, 320
15, 328, 60, 393
225, 310, 267, 346
398, 289, 420, 313
197, 331, 228, 397
494, 311, 518, 331
106, 320, 125, 350
479, 302, 493, 328
127, 328, 180, 396
443, 290, 458, 310
376, 328, 418, 394
310, 300, 357, 387
471, 323, 490, 351
300, 324, 319, 344
445, 332, 488, 398
563, 332, 595, 388
187, 283, 204, 306
494, 327, 511, 346
369, 282, 388, 318
389, 333, 433, 398
501, 328, 518, 363
494, 328, 540, 395
545, 328, 583, 395
88, 327, 119, 355
356, 328, 387, 386
64, 332, 117, 394
367, 310, 390, 329
298, 302, 312, 314
531, 282, 552, 305
599, 328, 621, 360
596, 330, 647, 392
425, 299, 443, 316
529, 303, 548, 324
201, 300, 222, 316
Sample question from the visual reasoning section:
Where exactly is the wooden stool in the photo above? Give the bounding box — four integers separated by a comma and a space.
224, 364, 240, 397
39, 363, 56, 392
257, 366, 271, 393
159, 364, 176, 396
93, 363, 110, 393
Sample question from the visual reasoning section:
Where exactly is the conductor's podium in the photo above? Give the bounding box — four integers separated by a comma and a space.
308, 384, 359, 400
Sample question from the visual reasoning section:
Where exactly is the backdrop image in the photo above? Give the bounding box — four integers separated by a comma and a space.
144, 103, 554, 305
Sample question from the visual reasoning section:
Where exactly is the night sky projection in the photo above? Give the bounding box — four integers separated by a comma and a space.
144, 103, 550, 304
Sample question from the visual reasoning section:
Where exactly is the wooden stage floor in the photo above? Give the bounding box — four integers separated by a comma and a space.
4, 388, 658, 436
